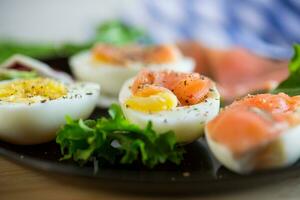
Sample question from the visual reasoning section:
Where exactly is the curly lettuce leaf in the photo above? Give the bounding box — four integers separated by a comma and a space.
56, 104, 184, 168
272, 44, 300, 96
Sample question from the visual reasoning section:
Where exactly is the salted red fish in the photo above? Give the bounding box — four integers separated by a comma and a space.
131, 69, 212, 106
92, 44, 179, 66
178, 43, 289, 102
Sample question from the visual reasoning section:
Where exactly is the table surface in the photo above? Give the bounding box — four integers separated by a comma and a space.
1, 157, 300, 200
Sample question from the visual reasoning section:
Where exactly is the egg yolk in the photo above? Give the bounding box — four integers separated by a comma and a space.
0, 78, 67, 103
91, 51, 118, 64
125, 87, 178, 113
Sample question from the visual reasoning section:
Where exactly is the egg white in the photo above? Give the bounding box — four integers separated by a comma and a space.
0, 81, 100, 145
119, 78, 220, 143
205, 109, 300, 174
70, 51, 195, 108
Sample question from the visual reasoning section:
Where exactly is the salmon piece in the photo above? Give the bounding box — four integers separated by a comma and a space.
177, 43, 289, 102
172, 76, 211, 106
207, 107, 279, 156
131, 70, 211, 106
218, 67, 289, 102
207, 93, 300, 157
144, 45, 178, 64
92, 44, 179, 66
131, 70, 156, 93
233, 93, 292, 113
92, 44, 127, 65
210, 48, 289, 102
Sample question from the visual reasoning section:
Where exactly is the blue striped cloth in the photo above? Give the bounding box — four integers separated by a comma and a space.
122, 0, 300, 59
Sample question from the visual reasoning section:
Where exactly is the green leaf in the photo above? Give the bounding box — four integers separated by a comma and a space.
93, 20, 149, 45
108, 103, 123, 120
0, 20, 150, 64
56, 104, 185, 168
0, 70, 38, 81
272, 44, 300, 96
288, 44, 300, 73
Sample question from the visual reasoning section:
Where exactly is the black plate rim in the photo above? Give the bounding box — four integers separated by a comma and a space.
1, 139, 300, 186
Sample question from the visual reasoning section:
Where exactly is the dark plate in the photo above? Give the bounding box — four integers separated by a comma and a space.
0, 58, 299, 194
1, 108, 300, 194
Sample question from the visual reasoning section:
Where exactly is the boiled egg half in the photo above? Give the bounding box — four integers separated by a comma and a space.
0, 78, 99, 145
119, 70, 220, 143
70, 44, 195, 107
205, 93, 300, 174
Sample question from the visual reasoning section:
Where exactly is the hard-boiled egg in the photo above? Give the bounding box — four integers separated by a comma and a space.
119, 70, 220, 143
0, 78, 99, 145
205, 93, 300, 174
70, 44, 195, 108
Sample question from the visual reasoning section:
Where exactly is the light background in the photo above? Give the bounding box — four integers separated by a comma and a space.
0, 0, 137, 43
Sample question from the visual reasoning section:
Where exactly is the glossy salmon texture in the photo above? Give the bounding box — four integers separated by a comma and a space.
92, 44, 179, 66
206, 93, 300, 157
177, 43, 289, 102
131, 70, 212, 106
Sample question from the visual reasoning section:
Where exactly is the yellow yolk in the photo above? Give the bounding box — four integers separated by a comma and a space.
0, 78, 67, 103
91, 53, 113, 64
125, 90, 178, 113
